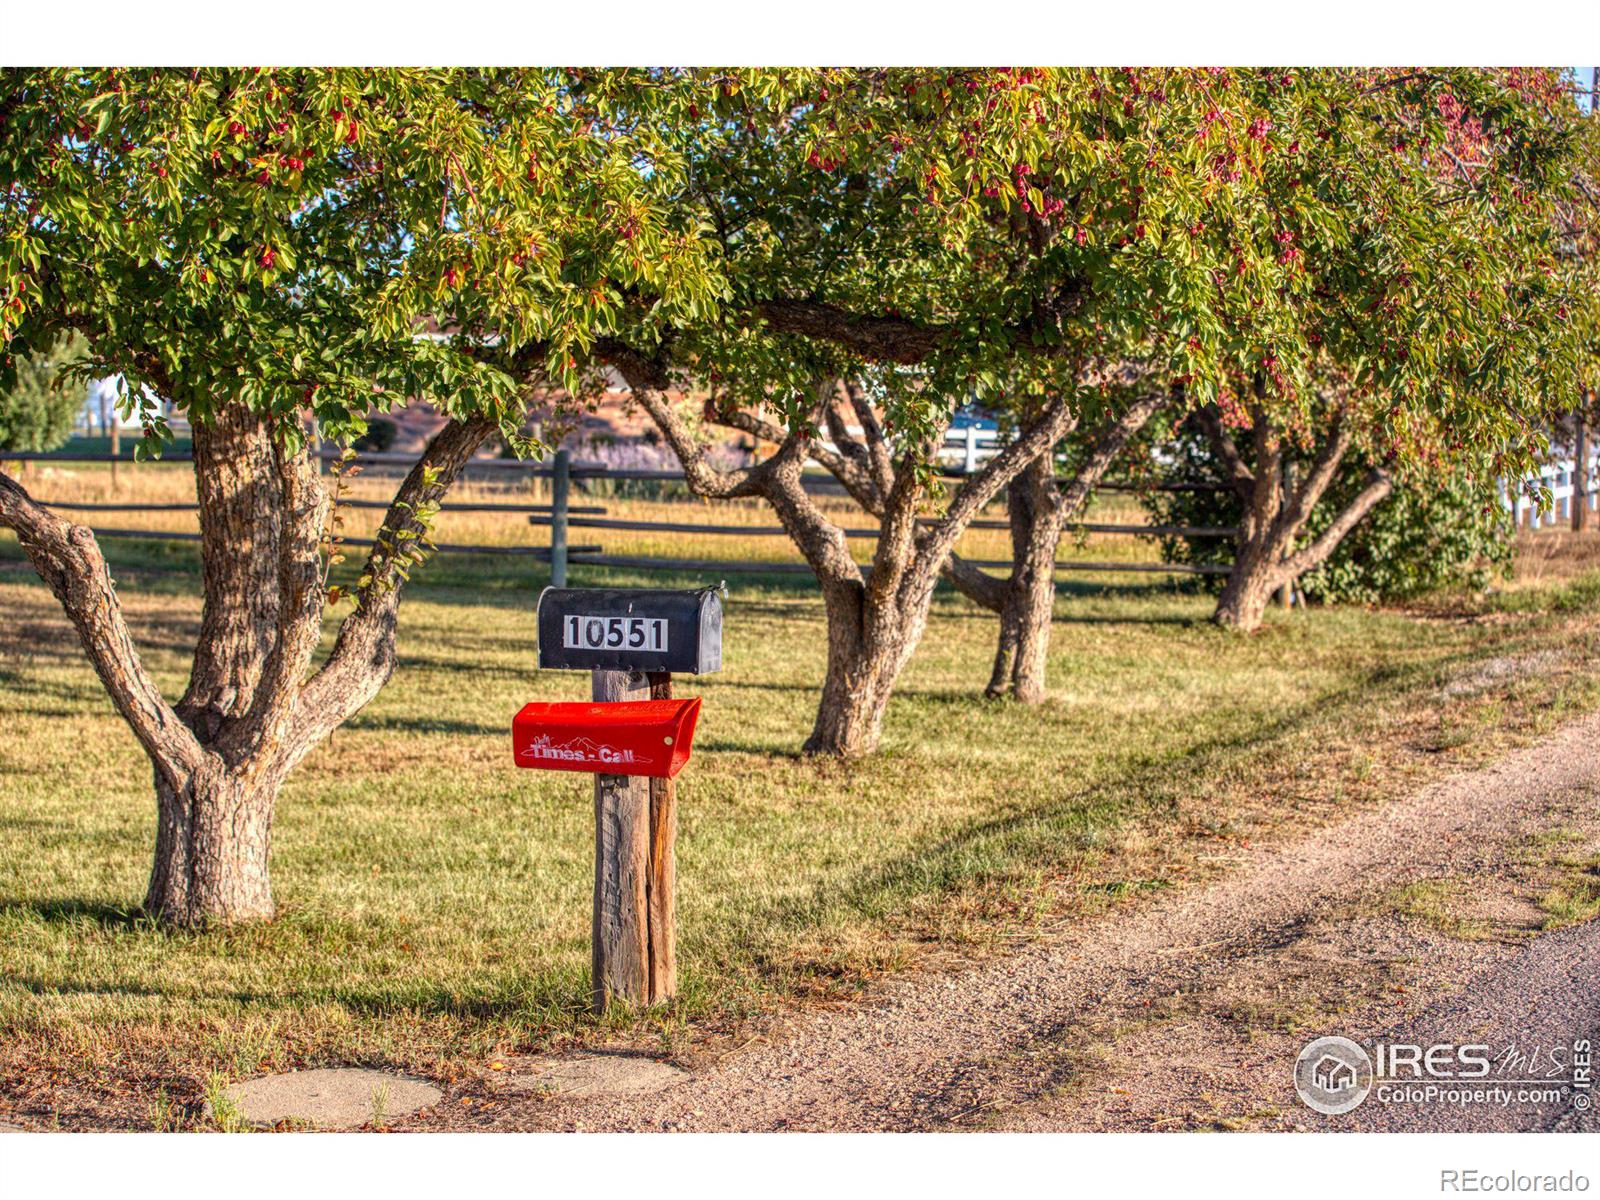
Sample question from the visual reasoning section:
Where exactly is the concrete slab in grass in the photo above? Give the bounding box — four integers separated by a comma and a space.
513, 1055, 689, 1098
219, 1068, 442, 1130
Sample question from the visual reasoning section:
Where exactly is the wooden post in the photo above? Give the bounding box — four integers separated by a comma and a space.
1277, 460, 1297, 609
589, 668, 677, 1013
646, 670, 678, 1002
1576, 400, 1590, 534
591, 668, 650, 1012
109, 420, 119, 491
550, 448, 570, 587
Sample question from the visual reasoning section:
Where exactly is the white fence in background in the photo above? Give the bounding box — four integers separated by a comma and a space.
814, 425, 1002, 474
825, 431, 1599, 528
935, 438, 1600, 507
1504, 453, 1599, 529
940, 426, 1002, 474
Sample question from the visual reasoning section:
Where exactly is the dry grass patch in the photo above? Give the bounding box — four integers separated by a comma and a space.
3, 465, 1600, 1127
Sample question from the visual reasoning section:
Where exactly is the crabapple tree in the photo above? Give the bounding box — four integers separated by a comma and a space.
0, 68, 718, 926
611, 68, 1585, 731
1188, 69, 1594, 630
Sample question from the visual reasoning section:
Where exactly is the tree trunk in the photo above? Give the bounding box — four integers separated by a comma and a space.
1, 409, 494, 929
145, 761, 277, 925
984, 455, 1061, 702
803, 576, 908, 757
1005, 553, 1057, 703
947, 397, 1167, 701
1213, 546, 1282, 632
1196, 402, 1391, 634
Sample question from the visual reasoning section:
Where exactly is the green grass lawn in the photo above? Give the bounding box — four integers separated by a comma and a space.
2, 526, 1599, 1126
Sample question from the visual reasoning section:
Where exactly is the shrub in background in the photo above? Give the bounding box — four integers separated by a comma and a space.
1143, 429, 1513, 604
351, 416, 398, 453
0, 333, 85, 453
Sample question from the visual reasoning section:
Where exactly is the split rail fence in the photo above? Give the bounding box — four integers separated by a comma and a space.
1, 444, 1235, 585
12, 440, 1592, 586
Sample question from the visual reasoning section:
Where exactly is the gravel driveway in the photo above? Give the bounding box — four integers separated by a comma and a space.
469, 713, 1600, 1133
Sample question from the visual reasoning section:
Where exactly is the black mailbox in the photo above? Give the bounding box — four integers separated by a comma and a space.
536, 586, 723, 674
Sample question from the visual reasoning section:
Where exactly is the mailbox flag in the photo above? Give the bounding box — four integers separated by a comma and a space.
512, 698, 702, 779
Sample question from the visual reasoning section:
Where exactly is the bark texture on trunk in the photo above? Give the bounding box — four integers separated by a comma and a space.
942, 394, 1166, 701
1197, 399, 1394, 633
146, 762, 276, 925
1212, 544, 1280, 632
0, 409, 496, 927
979, 456, 1059, 703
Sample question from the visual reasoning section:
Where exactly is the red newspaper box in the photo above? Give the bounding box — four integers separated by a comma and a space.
512, 697, 702, 779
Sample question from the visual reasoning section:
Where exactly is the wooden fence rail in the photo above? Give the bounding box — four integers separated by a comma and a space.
29, 498, 606, 515
70, 526, 601, 559
13, 434, 1593, 591
1, 446, 1247, 584
559, 553, 1229, 577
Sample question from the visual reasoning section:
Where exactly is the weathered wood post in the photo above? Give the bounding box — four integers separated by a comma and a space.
550, 448, 570, 587
1277, 461, 1298, 610
1576, 402, 1590, 534
517, 586, 721, 1014
589, 666, 677, 1010
645, 669, 678, 1000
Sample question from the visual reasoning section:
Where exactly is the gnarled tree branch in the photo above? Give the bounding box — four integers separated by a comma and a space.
1271, 410, 1351, 545
1280, 467, 1395, 578
912, 395, 1080, 579
226, 429, 332, 778
285, 414, 497, 768
0, 469, 205, 781
1194, 404, 1255, 503
943, 391, 1168, 605
748, 279, 1089, 368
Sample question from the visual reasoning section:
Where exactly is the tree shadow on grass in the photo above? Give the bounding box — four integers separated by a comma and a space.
205, 649, 1468, 1029
0, 897, 150, 932
710, 637, 1506, 988
692, 737, 807, 759
343, 714, 507, 738
2, 972, 173, 1001
1043, 611, 1206, 627
2, 598, 1561, 1030
321, 977, 594, 1025
202, 673, 1363, 1028
679, 679, 825, 696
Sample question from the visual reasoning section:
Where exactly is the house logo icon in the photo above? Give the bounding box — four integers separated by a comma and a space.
1294, 1036, 1374, 1115
1313, 1054, 1357, 1093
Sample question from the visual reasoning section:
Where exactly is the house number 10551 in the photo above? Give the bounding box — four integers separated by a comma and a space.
563, 614, 669, 653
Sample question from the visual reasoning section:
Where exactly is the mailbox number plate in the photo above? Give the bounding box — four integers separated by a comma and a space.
563, 613, 668, 653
